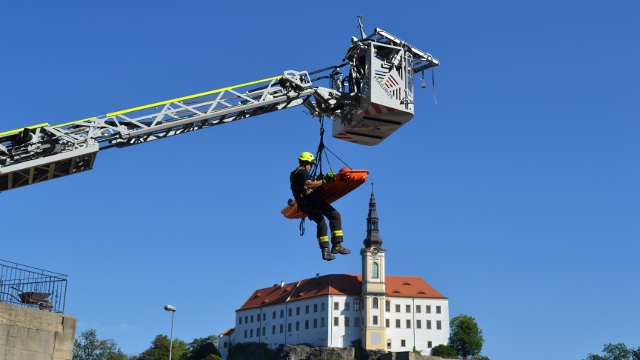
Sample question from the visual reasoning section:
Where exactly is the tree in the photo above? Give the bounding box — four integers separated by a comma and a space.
132, 334, 188, 360
432, 344, 458, 357
182, 336, 222, 360
585, 343, 640, 360
73, 329, 128, 360
449, 314, 484, 359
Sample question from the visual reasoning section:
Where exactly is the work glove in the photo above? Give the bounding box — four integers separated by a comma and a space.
322, 172, 335, 184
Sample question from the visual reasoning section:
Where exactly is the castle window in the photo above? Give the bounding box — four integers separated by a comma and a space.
321, 303, 325, 312
250, 329, 253, 337
280, 309, 284, 318
387, 339, 391, 349
313, 318, 318, 328
296, 307, 300, 316
372, 297, 379, 309
354, 298, 361, 311
427, 320, 432, 329
385, 300, 390, 312
288, 323, 292, 332
372, 262, 379, 278
305, 305, 310, 314
436, 305, 442, 314
426, 305, 431, 313
395, 304, 400, 312
354, 317, 360, 327
334, 302, 339, 310
345, 317, 350, 327
417, 320, 422, 329
296, 321, 300, 331
263, 313, 266, 321
250, 315, 253, 323
321, 317, 325, 327
345, 301, 350, 311
385, 319, 390, 328
289, 308, 293, 317
437, 320, 442, 330
280, 324, 284, 333
395, 319, 401, 328
244, 329, 247, 338
373, 315, 378, 325
305, 320, 309, 329
406, 305, 411, 313
239, 317, 242, 325
334, 317, 339, 326
401, 340, 406, 347
272, 311, 276, 319
428, 341, 433, 348
262, 327, 265, 336
406, 319, 411, 328
314, 304, 318, 312
416, 305, 421, 313
272, 325, 276, 334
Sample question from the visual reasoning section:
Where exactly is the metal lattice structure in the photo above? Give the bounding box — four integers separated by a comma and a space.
0, 25, 439, 192
0, 259, 68, 313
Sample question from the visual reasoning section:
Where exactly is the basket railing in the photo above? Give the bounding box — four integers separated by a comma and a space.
0, 258, 68, 313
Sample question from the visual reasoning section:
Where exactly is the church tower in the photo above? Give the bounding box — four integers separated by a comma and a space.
360, 183, 387, 350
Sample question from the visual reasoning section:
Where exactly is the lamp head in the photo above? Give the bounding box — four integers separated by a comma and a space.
164, 304, 176, 312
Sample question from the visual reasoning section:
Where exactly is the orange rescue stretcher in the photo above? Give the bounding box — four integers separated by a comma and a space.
281, 167, 369, 219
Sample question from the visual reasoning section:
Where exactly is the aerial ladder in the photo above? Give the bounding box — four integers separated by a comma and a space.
0, 24, 439, 193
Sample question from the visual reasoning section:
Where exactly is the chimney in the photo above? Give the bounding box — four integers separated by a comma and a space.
280, 281, 285, 288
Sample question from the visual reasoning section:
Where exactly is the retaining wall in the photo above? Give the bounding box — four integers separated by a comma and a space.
0, 302, 76, 360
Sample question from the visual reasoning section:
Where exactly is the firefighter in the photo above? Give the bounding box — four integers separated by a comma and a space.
290, 152, 350, 261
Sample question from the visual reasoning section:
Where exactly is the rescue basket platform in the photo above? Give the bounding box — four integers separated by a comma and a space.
281, 167, 369, 219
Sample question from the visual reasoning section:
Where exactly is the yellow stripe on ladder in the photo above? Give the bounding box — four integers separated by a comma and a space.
105, 75, 283, 117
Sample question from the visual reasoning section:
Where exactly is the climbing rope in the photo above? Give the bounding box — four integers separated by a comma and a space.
310, 117, 351, 179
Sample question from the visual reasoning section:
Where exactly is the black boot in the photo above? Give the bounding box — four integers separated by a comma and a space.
331, 244, 351, 255
322, 248, 336, 261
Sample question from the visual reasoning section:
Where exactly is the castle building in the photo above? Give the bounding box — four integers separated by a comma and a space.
218, 188, 449, 358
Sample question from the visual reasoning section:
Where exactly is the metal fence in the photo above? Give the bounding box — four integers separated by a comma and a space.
0, 258, 68, 313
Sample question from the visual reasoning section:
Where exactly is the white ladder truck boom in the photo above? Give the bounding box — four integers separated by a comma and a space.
0, 25, 439, 192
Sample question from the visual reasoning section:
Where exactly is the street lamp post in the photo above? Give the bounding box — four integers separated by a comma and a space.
164, 304, 177, 360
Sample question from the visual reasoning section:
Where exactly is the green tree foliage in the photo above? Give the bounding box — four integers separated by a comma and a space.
431, 344, 458, 357
132, 334, 188, 360
449, 314, 484, 359
585, 343, 640, 360
202, 355, 223, 360
73, 329, 128, 360
182, 336, 222, 360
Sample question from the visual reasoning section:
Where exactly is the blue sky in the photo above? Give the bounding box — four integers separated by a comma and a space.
1, 1, 638, 359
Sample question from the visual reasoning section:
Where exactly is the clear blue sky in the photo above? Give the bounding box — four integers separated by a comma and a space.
2, 2, 638, 359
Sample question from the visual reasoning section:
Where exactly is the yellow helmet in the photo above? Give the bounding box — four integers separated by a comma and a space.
298, 152, 315, 164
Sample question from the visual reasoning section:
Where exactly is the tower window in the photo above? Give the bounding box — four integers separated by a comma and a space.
372, 262, 379, 278
372, 297, 379, 309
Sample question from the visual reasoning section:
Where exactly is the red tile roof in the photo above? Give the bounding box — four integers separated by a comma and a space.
238, 274, 445, 311
220, 328, 234, 336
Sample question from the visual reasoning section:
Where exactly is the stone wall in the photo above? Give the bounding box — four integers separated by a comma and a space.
377, 352, 443, 360
0, 302, 76, 360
